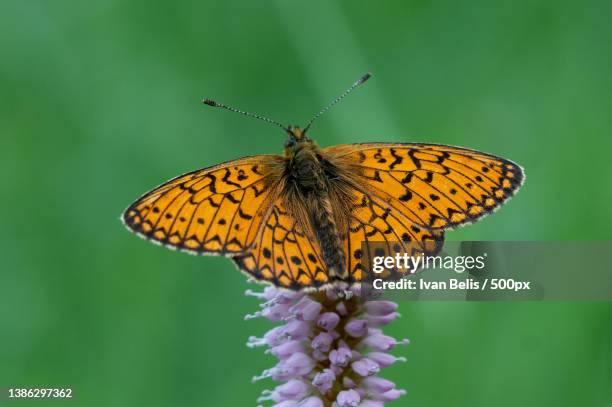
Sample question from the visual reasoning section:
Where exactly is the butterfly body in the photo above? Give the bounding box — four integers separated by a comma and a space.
281, 126, 349, 282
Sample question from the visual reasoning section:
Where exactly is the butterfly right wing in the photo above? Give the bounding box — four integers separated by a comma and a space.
324, 143, 524, 230
122, 155, 283, 255
343, 189, 445, 283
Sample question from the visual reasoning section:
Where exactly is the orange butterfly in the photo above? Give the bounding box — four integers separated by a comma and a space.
122, 74, 524, 290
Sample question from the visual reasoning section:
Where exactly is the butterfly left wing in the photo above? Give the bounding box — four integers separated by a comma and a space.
323, 143, 524, 230
122, 155, 283, 255
232, 195, 331, 290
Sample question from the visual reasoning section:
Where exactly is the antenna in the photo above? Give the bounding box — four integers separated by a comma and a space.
202, 99, 288, 132
303, 72, 372, 134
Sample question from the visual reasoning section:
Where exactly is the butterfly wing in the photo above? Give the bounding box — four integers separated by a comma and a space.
323, 143, 524, 230
344, 189, 444, 282
122, 155, 283, 255
232, 195, 330, 290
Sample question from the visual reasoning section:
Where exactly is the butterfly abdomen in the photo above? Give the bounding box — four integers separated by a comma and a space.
311, 196, 347, 281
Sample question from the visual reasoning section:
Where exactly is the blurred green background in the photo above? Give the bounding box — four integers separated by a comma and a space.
2, 1, 611, 406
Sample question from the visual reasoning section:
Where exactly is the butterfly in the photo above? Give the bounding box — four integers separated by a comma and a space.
122, 74, 524, 290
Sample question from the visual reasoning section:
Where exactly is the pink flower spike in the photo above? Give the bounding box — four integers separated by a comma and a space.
246, 286, 406, 405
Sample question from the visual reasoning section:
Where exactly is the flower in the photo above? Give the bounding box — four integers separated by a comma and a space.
245, 285, 407, 406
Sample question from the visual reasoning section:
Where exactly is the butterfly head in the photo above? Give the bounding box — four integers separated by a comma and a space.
284, 125, 314, 156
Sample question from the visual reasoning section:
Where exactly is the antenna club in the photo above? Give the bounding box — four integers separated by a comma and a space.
359, 72, 372, 84
202, 99, 218, 107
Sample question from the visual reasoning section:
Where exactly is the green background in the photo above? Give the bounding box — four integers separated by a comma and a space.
2, 1, 611, 406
